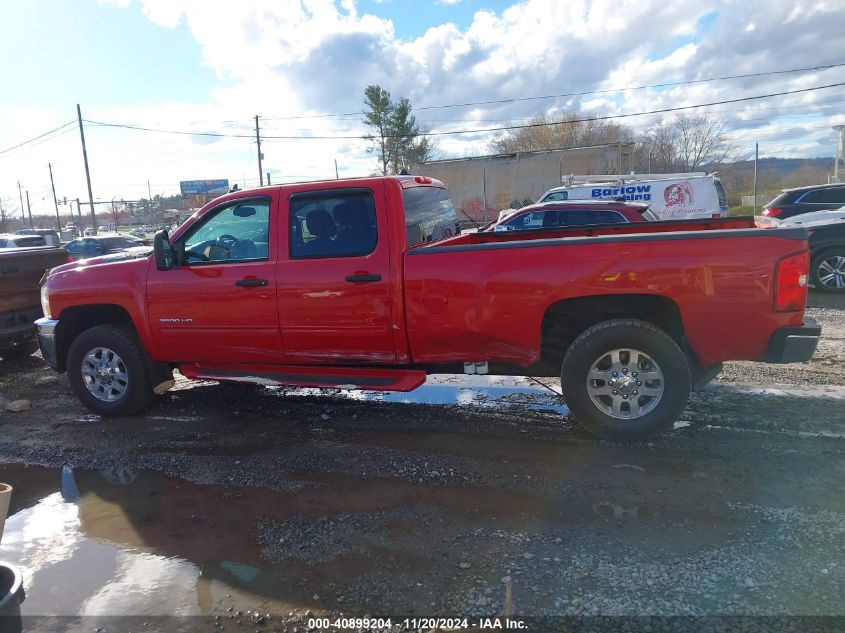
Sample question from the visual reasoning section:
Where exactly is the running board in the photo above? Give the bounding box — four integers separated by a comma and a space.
178, 363, 427, 392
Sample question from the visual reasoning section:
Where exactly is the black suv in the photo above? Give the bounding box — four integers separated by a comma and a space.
763, 183, 845, 220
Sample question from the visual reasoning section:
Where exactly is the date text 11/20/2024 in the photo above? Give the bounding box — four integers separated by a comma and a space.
307, 617, 527, 629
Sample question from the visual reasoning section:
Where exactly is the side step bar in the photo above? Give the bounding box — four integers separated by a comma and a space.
178, 363, 427, 392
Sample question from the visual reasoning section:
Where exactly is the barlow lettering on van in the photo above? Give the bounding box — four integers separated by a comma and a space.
591, 186, 652, 201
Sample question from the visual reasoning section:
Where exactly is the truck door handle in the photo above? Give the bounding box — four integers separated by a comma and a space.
234, 278, 268, 287
345, 274, 382, 283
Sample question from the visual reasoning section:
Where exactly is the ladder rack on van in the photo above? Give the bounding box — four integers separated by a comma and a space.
562, 172, 710, 186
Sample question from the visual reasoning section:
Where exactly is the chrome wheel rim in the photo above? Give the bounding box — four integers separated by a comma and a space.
586, 348, 664, 419
81, 347, 128, 402
817, 255, 845, 290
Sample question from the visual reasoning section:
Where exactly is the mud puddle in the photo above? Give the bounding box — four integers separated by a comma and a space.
265, 374, 569, 415
0, 457, 745, 621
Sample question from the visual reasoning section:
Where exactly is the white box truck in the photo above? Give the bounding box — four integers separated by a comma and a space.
538, 172, 729, 220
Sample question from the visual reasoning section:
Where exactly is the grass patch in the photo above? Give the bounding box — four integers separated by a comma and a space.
728, 205, 757, 217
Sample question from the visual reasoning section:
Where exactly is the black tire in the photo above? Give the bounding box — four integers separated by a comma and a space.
561, 319, 690, 441
0, 339, 38, 360
67, 324, 155, 416
810, 249, 845, 293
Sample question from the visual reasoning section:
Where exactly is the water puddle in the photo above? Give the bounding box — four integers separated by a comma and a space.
268, 374, 569, 415
0, 465, 267, 617
0, 455, 735, 620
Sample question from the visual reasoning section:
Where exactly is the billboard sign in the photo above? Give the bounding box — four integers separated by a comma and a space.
179, 179, 229, 196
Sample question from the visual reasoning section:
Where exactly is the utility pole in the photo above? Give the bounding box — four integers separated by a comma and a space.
48, 162, 61, 230
335, 159, 339, 179
25, 190, 33, 229
17, 182, 24, 222
255, 115, 264, 186
834, 125, 844, 183
753, 141, 759, 215
147, 180, 155, 224
77, 104, 97, 234
76, 198, 83, 232
266, 172, 271, 186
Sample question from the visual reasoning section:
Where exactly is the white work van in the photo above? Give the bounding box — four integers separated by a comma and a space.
538, 173, 729, 220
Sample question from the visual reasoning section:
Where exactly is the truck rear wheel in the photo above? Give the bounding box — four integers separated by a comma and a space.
67, 324, 155, 416
561, 319, 690, 440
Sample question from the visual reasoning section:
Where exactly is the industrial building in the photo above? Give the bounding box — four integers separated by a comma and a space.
420, 142, 636, 223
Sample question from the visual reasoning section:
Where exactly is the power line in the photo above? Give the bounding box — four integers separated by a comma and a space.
260, 62, 845, 121
0, 121, 76, 155
83, 81, 845, 141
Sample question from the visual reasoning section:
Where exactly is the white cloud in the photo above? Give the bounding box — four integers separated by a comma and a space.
3, 0, 845, 221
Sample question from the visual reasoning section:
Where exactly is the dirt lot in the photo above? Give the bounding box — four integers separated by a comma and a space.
0, 292, 844, 632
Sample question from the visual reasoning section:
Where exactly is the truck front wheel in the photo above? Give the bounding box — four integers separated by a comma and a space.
561, 319, 690, 440
67, 325, 155, 416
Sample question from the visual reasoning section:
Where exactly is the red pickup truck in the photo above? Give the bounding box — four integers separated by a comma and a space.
35, 176, 819, 440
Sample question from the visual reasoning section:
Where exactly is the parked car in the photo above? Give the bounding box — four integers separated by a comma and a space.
16, 228, 62, 246
777, 214, 845, 293
491, 201, 657, 232
64, 235, 152, 261
771, 206, 845, 226
35, 176, 818, 440
0, 246, 68, 359
762, 183, 845, 220
0, 234, 47, 248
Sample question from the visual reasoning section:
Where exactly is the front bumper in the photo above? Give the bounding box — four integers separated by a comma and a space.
0, 306, 42, 344
766, 317, 821, 363
34, 317, 61, 371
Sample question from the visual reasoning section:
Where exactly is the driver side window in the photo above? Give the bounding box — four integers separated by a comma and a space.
182, 200, 270, 264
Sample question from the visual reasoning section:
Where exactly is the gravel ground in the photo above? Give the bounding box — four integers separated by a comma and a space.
0, 291, 844, 631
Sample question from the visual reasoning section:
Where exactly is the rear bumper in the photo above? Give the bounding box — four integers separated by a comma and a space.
766, 318, 820, 363
34, 317, 60, 371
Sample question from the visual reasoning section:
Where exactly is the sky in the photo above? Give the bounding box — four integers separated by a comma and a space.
1, 0, 844, 221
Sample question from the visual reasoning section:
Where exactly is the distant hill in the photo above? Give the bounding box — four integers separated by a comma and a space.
704, 157, 838, 205
709, 157, 835, 179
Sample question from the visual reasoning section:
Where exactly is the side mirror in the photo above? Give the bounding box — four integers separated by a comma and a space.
154, 230, 175, 271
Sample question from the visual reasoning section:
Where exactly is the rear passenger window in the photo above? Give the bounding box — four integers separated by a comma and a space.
289, 190, 377, 259
811, 188, 845, 205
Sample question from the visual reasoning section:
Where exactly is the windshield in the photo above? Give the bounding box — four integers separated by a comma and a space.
541, 191, 569, 202
401, 186, 459, 246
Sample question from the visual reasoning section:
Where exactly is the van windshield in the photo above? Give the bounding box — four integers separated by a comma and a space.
542, 191, 569, 202
402, 186, 459, 247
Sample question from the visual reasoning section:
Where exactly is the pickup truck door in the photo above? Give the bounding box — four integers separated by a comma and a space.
146, 196, 283, 363
276, 185, 396, 364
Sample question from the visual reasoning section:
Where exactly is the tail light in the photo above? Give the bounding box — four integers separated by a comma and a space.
66, 256, 74, 263
774, 251, 809, 312
763, 207, 782, 217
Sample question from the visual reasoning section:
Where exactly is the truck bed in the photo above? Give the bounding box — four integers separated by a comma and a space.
440, 216, 764, 247
404, 217, 808, 370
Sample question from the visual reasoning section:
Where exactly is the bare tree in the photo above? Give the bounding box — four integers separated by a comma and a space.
490, 112, 633, 154
635, 114, 734, 173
